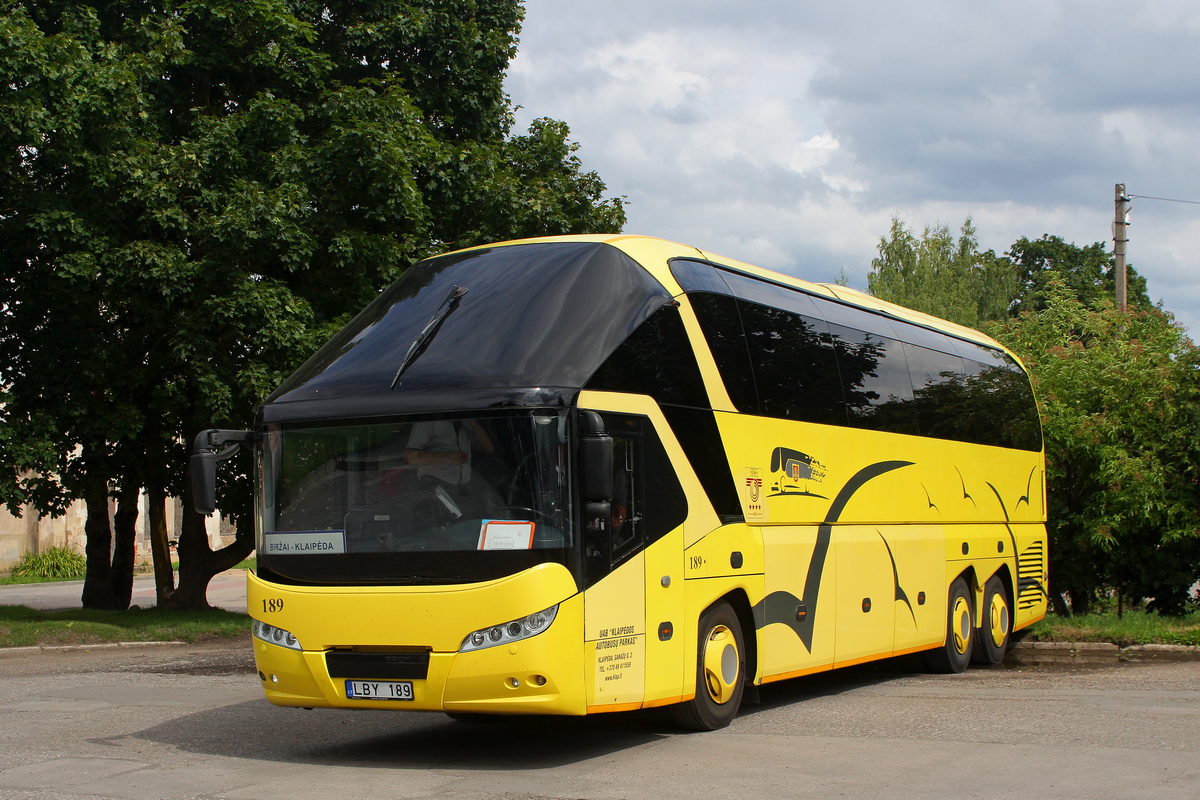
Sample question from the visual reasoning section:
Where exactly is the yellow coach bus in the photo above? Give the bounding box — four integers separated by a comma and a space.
193, 234, 1048, 730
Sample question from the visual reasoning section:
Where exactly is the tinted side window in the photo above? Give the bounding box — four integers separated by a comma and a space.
718, 270, 824, 317
816, 298, 900, 340
688, 292, 759, 413
660, 405, 745, 522
737, 302, 847, 426
827, 325, 918, 435
670, 259, 733, 294
904, 344, 975, 443
585, 305, 709, 409
964, 358, 1043, 451
888, 317, 963, 357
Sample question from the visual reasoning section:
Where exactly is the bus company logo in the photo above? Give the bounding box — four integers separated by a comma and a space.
744, 467, 766, 521
769, 447, 828, 499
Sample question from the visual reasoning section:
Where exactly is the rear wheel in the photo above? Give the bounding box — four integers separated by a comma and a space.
669, 601, 745, 730
971, 576, 1011, 665
926, 577, 973, 674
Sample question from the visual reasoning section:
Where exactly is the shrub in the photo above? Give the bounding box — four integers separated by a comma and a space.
9, 546, 87, 580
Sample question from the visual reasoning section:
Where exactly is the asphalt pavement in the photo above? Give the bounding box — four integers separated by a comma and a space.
0, 570, 249, 613
0, 643, 1197, 800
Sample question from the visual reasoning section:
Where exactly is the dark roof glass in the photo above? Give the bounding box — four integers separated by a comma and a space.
267, 242, 672, 408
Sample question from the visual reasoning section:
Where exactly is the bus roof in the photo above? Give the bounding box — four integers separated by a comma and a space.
499, 234, 1012, 356
260, 234, 1022, 423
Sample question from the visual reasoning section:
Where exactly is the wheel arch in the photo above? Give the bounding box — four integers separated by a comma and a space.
952, 565, 979, 619
707, 588, 758, 688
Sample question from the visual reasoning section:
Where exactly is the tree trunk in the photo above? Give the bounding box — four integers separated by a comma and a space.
80, 476, 118, 610
108, 484, 139, 610
146, 480, 175, 605
1051, 591, 1071, 617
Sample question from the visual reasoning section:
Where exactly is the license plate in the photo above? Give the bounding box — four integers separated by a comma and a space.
345, 679, 414, 701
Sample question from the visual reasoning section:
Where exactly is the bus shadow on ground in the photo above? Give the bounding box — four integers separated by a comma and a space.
129, 656, 962, 768
736, 656, 925, 718
130, 699, 675, 770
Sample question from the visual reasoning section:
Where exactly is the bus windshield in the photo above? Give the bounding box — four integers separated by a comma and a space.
256, 410, 576, 586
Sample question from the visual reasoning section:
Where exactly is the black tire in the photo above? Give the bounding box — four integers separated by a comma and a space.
971, 576, 1011, 665
925, 577, 973, 674
669, 601, 746, 731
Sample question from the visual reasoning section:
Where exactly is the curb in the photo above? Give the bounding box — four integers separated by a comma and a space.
1007, 640, 1200, 665
0, 641, 187, 657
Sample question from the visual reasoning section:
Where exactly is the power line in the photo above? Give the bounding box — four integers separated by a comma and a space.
1126, 193, 1200, 206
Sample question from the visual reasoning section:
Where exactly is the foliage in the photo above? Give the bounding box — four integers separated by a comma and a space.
867, 221, 1153, 328
867, 216, 1017, 328
8, 546, 87, 580
990, 277, 1200, 615
0, 1, 624, 609
0, 605, 250, 647
1009, 234, 1151, 316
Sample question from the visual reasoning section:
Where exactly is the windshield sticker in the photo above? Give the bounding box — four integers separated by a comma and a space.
478, 520, 535, 550
263, 530, 347, 555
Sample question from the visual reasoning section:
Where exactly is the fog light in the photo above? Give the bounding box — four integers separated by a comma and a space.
271, 674, 279, 684
509, 677, 520, 688
532, 675, 547, 686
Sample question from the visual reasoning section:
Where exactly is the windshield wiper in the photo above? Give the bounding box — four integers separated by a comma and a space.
390, 284, 467, 390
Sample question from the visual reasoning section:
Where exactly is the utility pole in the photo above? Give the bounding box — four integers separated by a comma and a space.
1114, 183, 1129, 312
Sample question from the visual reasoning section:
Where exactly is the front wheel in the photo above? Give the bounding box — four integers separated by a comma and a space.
925, 577, 973, 674
669, 601, 745, 731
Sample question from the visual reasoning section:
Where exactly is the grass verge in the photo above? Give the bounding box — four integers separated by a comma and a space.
0, 606, 250, 648
0, 558, 256, 586
1027, 610, 1200, 647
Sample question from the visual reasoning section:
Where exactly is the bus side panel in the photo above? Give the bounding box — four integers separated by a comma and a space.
584, 552, 647, 711
833, 525, 896, 666
643, 527, 687, 706
883, 524, 947, 656
715, 413, 1045, 529
681, 524, 766, 688
759, 525, 836, 681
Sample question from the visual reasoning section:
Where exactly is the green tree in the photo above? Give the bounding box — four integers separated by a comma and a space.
867, 217, 1017, 328
1009, 234, 1151, 316
990, 278, 1200, 615
1, 1, 624, 609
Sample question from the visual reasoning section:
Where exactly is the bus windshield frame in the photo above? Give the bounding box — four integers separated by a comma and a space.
255, 409, 579, 586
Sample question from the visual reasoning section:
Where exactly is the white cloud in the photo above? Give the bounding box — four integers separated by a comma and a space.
508, 0, 1200, 332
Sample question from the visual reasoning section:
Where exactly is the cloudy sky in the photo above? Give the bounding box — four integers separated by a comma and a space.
505, 0, 1200, 332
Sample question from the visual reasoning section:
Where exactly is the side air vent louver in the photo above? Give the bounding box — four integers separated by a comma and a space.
1017, 540, 1046, 610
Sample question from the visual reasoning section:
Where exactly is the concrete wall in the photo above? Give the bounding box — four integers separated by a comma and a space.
0, 495, 234, 572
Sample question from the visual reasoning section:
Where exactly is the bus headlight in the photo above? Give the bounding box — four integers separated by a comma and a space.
253, 620, 303, 651
460, 604, 559, 652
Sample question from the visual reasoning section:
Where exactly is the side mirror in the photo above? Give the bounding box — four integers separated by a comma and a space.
190, 429, 255, 515
578, 411, 613, 508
